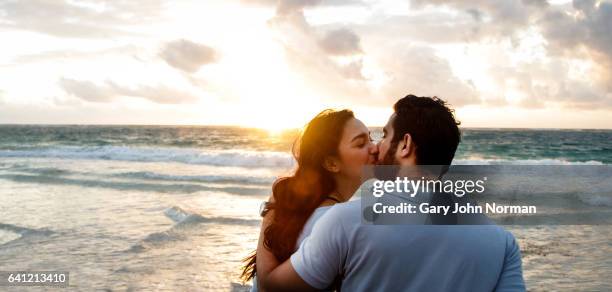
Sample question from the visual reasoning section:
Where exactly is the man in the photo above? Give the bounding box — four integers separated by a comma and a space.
260, 95, 526, 291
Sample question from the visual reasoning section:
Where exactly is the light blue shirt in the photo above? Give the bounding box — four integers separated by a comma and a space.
290, 199, 526, 291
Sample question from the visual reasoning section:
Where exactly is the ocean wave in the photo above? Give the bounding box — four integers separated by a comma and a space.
491, 210, 612, 225
0, 223, 54, 247
476, 192, 612, 208
2, 163, 275, 187
0, 146, 605, 168
0, 174, 268, 196
164, 206, 259, 227
8, 165, 70, 176
468, 182, 612, 208
436, 185, 612, 210
164, 206, 199, 224
454, 158, 604, 165
119, 171, 275, 185
578, 194, 612, 207
126, 206, 260, 253
0, 146, 294, 168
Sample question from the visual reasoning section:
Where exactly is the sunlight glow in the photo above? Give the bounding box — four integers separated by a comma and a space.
0, 0, 610, 129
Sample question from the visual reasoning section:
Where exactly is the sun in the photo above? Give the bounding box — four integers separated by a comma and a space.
251, 118, 293, 136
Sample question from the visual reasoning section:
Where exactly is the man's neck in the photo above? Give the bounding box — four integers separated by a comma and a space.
395, 163, 441, 180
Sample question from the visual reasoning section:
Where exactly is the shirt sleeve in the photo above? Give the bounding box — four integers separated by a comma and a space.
494, 231, 526, 292
290, 207, 348, 289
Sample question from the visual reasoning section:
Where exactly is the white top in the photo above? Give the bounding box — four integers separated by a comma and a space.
250, 205, 332, 292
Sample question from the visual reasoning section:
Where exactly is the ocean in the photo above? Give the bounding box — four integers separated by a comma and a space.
0, 125, 611, 291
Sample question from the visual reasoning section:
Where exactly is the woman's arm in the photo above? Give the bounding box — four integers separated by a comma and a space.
256, 208, 313, 292
255, 207, 279, 292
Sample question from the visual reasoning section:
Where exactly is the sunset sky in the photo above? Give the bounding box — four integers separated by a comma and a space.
1, 0, 611, 129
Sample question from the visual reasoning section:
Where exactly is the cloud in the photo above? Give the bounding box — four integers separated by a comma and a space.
277, 0, 364, 15
405, 0, 610, 70
59, 78, 198, 104
540, 1, 611, 54
540, 0, 612, 88
268, 10, 369, 100
59, 78, 114, 103
264, 1, 487, 106
407, 0, 549, 41
9, 45, 144, 66
318, 28, 363, 55
410, 0, 546, 25
258, 0, 487, 107
405, 0, 612, 107
0, 0, 166, 38
357, 11, 483, 44
241, 0, 364, 14
339, 59, 366, 80
159, 39, 218, 73
5, 0, 610, 114
378, 45, 479, 107
282, 44, 369, 100
485, 59, 612, 109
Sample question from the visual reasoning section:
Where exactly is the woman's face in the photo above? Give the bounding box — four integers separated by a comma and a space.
334, 118, 378, 180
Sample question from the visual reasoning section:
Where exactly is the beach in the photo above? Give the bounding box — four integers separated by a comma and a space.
0, 125, 611, 291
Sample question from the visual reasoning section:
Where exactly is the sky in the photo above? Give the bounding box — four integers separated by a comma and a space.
1, 0, 611, 129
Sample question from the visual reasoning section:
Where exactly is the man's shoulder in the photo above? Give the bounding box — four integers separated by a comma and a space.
328, 199, 361, 218
318, 200, 518, 243
313, 200, 361, 228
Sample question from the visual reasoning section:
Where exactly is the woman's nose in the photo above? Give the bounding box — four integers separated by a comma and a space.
369, 142, 379, 155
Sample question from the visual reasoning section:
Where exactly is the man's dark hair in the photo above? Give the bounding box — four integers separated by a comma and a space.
391, 94, 461, 165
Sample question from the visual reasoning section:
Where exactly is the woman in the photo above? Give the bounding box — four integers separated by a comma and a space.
241, 109, 378, 291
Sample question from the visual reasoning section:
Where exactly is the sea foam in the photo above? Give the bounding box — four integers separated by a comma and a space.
0, 146, 295, 168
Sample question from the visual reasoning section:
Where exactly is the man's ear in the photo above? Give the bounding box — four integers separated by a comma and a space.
323, 156, 340, 173
398, 133, 415, 159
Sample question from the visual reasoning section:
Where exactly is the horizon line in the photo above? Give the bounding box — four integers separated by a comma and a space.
1, 123, 611, 131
